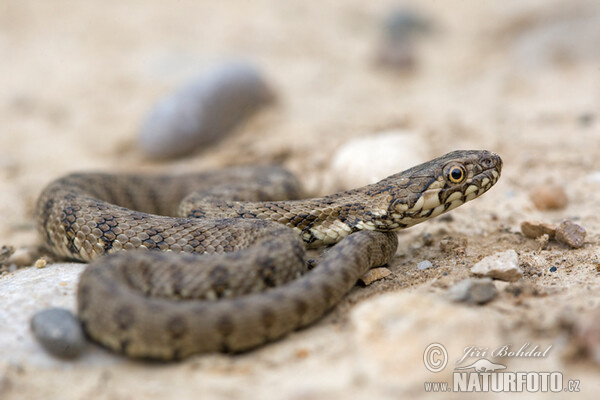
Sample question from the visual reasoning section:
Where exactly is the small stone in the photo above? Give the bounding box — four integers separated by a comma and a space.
520, 220, 556, 239
549, 266, 557, 272
470, 250, 523, 282
417, 260, 434, 270
294, 348, 309, 359
139, 62, 275, 159
374, 8, 431, 71
555, 219, 586, 248
34, 258, 47, 269
578, 112, 595, 127
586, 171, 600, 183
383, 8, 431, 41
529, 184, 568, 210
328, 130, 428, 191
447, 278, 498, 305
359, 267, 392, 286
421, 233, 434, 246
30, 308, 85, 359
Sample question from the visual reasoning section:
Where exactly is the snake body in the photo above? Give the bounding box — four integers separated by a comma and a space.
36, 150, 502, 360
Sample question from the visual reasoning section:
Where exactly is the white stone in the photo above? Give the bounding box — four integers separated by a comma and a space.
470, 250, 523, 282
417, 260, 433, 270
328, 130, 429, 190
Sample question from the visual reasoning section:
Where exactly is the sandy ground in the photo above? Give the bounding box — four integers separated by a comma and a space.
2, 0, 600, 399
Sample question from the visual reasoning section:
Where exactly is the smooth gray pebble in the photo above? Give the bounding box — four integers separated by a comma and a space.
31, 308, 85, 359
417, 260, 434, 270
448, 278, 498, 305
139, 61, 274, 159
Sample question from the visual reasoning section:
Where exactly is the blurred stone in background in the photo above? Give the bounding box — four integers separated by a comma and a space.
139, 61, 275, 159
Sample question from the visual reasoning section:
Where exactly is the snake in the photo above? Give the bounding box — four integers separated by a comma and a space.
35, 150, 502, 360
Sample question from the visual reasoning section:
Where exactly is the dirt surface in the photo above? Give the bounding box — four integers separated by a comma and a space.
2, 0, 600, 399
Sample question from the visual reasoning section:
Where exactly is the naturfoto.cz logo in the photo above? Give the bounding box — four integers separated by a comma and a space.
423, 342, 580, 393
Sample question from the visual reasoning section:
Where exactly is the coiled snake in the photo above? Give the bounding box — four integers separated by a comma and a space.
36, 150, 502, 360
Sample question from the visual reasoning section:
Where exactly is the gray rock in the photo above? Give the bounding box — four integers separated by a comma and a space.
30, 308, 85, 359
374, 8, 432, 70
448, 278, 498, 305
470, 250, 523, 282
383, 8, 431, 41
139, 61, 274, 159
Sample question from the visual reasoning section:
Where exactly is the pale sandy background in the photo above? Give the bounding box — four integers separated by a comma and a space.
1, 0, 600, 399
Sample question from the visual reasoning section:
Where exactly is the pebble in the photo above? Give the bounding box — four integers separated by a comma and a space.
34, 258, 47, 269
30, 308, 85, 359
421, 233, 434, 246
359, 267, 392, 286
139, 61, 275, 159
470, 250, 523, 282
578, 112, 595, 128
535, 234, 550, 251
417, 260, 434, 270
586, 171, 600, 183
549, 266, 557, 272
374, 8, 431, 70
329, 130, 428, 190
520, 220, 556, 239
555, 219, 586, 248
447, 278, 498, 305
529, 184, 568, 210
383, 8, 430, 41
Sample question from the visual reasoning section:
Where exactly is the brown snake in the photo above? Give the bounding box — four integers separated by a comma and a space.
36, 150, 502, 360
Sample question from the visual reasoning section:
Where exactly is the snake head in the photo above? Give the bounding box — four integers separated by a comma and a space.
385, 150, 502, 228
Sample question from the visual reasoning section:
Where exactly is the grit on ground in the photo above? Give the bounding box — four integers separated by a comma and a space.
1, 1, 600, 399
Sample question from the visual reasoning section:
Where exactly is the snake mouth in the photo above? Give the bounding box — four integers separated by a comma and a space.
467, 153, 502, 198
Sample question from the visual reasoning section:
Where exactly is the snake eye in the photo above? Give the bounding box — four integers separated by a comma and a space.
446, 164, 466, 184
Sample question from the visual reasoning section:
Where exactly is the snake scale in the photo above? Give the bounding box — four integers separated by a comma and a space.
36, 150, 502, 360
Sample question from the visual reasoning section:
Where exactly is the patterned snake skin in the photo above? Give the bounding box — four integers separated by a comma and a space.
36, 150, 502, 360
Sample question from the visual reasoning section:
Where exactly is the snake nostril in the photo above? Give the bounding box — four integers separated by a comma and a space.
482, 154, 502, 173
